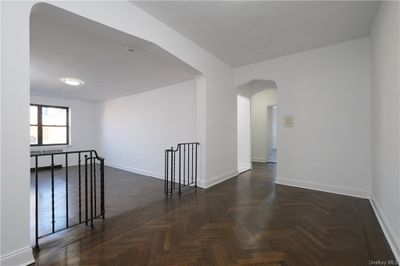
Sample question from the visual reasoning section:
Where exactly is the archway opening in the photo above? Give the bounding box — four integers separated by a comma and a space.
29, 2, 203, 250
236, 80, 278, 174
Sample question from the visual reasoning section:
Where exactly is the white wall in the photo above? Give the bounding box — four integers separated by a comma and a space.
235, 38, 372, 198
1, 2, 235, 265
97, 80, 197, 179
251, 89, 277, 162
370, 1, 400, 260
30, 96, 98, 167
1, 3, 35, 265
237, 93, 251, 173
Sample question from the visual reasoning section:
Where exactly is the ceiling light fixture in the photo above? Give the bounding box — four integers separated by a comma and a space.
126, 47, 135, 53
60, 77, 84, 86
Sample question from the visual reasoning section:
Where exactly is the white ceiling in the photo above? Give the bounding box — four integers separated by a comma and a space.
133, 1, 380, 67
30, 4, 200, 102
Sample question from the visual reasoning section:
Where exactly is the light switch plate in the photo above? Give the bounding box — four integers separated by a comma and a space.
284, 116, 294, 127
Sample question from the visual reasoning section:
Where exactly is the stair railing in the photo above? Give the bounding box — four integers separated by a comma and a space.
31, 149, 105, 250
165, 142, 199, 196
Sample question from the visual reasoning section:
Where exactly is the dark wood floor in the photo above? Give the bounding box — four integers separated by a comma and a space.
30, 165, 166, 236
32, 163, 395, 265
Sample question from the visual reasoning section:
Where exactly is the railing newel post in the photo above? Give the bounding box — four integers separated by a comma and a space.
166, 150, 169, 196
94, 156, 97, 217
51, 154, 55, 234
195, 143, 198, 188
170, 147, 173, 195
65, 153, 69, 228
173, 150, 176, 190
179, 145, 181, 194
85, 155, 88, 226
78, 152, 82, 223
101, 158, 105, 219
191, 144, 194, 184
90, 152, 94, 227
34, 156, 40, 250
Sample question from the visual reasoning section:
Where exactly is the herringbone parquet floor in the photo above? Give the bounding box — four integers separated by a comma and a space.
33, 163, 395, 265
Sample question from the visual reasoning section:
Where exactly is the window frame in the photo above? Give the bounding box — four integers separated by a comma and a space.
30, 103, 70, 146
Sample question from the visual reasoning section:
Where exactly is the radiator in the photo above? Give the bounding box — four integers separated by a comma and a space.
30, 149, 64, 155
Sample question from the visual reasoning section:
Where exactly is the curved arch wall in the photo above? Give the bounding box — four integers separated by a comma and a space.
1, 2, 236, 264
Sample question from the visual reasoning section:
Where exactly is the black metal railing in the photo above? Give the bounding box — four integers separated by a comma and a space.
31, 150, 105, 250
165, 142, 199, 196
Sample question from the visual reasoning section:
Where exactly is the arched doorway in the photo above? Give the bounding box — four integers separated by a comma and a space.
236, 80, 278, 173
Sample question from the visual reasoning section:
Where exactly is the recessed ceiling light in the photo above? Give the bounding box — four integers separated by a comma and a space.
60, 78, 84, 86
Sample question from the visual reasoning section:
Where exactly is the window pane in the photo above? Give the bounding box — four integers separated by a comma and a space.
30, 106, 38, 125
42, 126, 67, 144
30, 126, 38, 145
42, 107, 67, 126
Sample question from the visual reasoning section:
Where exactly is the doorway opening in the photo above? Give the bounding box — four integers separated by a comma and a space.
237, 80, 278, 173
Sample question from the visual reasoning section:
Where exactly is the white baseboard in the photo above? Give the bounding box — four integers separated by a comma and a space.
370, 194, 400, 262
106, 162, 238, 190
0, 246, 34, 266
198, 169, 238, 188
238, 163, 252, 174
252, 157, 267, 163
275, 177, 370, 199
105, 162, 163, 180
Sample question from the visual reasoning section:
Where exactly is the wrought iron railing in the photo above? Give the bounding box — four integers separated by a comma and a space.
31, 150, 105, 250
165, 142, 199, 196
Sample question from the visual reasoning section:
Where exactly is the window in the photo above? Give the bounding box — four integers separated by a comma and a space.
30, 104, 69, 146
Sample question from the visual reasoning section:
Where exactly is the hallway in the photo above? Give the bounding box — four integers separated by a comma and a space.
34, 163, 394, 265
